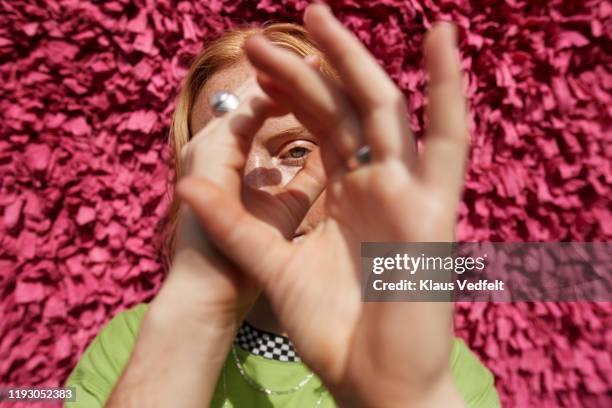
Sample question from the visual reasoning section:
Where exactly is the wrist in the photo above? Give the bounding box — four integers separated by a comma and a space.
380, 371, 464, 408
106, 285, 240, 408
334, 371, 464, 408
165, 241, 258, 328
395, 372, 464, 408
153, 270, 246, 332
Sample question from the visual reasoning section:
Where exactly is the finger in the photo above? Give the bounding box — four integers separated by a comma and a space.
279, 150, 326, 231
418, 23, 469, 200
246, 35, 364, 168
184, 92, 287, 198
186, 90, 284, 172
303, 4, 415, 162
176, 176, 292, 288
256, 70, 345, 177
228, 94, 288, 142
243, 151, 327, 239
192, 78, 282, 144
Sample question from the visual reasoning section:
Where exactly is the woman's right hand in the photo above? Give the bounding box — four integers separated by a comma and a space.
160, 77, 326, 327
164, 80, 266, 326
105, 78, 325, 408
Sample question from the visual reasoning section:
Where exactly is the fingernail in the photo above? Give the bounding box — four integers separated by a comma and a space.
306, 1, 331, 19
247, 33, 267, 46
303, 54, 319, 67
303, 5, 311, 23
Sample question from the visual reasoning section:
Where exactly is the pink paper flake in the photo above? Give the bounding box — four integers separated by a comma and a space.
54, 334, 73, 360
3, 199, 24, 229
125, 110, 158, 133
89, 247, 110, 263
25, 144, 52, 171
75, 206, 96, 225
14, 280, 46, 304
65, 117, 92, 136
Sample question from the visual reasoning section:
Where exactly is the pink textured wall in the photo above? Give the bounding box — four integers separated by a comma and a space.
1, 1, 610, 407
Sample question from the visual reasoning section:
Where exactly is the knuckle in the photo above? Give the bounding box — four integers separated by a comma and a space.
179, 146, 192, 175
388, 89, 407, 110
369, 86, 405, 113
179, 143, 191, 162
451, 126, 470, 150
463, 129, 471, 147
192, 139, 206, 155
180, 140, 206, 175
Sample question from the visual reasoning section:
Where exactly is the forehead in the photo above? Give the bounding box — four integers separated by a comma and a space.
190, 59, 300, 136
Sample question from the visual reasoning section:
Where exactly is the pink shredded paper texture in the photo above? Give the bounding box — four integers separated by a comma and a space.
0, 0, 611, 407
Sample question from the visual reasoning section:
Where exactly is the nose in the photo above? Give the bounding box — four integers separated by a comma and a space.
243, 149, 283, 190
244, 167, 282, 188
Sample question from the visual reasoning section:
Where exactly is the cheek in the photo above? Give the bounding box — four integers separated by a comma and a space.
243, 154, 302, 190
278, 165, 302, 186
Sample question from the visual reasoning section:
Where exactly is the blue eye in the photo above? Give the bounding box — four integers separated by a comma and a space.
278, 141, 316, 166
288, 147, 309, 158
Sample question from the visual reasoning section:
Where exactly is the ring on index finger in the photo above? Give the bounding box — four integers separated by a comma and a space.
210, 91, 240, 116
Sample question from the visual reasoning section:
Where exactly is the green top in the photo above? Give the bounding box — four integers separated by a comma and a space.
65, 303, 500, 407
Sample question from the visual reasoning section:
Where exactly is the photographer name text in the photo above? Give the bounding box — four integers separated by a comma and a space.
372, 279, 505, 291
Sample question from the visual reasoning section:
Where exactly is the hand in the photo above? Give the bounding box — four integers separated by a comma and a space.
107, 81, 328, 408
164, 78, 325, 327
176, 4, 469, 407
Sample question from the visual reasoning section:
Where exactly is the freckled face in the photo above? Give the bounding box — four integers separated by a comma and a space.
190, 59, 326, 238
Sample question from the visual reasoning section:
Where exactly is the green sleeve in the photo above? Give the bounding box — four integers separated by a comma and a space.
450, 338, 501, 407
64, 303, 149, 407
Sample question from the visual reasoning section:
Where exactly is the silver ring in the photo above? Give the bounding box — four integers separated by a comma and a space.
347, 145, 371, 170
210, 91, 240, 116
355, 145, 371, 164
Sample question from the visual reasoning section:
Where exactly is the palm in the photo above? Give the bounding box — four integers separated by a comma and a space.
258, 159, 455, 395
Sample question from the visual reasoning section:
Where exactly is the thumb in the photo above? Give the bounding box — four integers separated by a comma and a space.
176, 176, 292, 288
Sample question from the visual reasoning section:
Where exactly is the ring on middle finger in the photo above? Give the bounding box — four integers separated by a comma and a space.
346, 145, 371, 170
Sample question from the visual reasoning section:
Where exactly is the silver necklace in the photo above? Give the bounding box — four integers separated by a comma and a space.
222, 346, 326, 407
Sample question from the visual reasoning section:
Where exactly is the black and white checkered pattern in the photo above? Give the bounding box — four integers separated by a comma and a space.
234, 321, 300, 362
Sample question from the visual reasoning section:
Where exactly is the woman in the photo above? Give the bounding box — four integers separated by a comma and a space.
66, 4, 500, 407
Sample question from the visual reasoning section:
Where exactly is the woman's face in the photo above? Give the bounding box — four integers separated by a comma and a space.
190, 59, 326, 241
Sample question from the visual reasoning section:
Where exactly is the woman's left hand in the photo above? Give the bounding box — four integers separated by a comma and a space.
177, 4, 469, 407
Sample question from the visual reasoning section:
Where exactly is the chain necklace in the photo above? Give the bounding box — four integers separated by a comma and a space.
222, 346, 326, 407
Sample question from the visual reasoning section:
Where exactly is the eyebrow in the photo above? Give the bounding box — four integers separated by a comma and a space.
263, 125, 315, 152
272, 125, 308, 138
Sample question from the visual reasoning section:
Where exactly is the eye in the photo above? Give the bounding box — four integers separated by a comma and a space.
278, 141, 316, 166
288, 147, 308, 158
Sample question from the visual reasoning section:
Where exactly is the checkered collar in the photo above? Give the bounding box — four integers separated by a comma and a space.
234, 320, 300, 362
